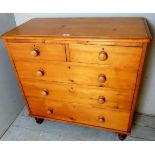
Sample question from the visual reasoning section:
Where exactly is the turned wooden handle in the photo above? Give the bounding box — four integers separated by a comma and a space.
47, 109, 53, 114
36, 70, 44, 77
98, 96, 105, 104
31, 49, 39, 57
41, 89, 48, 96
98, 74, 106, 83
98, 116, 105, 123
99, 51, 108, 61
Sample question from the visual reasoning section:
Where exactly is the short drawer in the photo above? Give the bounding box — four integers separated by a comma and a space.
69, 44, 142, 69
28, 97, 130, 131
21, 80, 133, 111
15, 61, 137, 90
7, 42, 66, 61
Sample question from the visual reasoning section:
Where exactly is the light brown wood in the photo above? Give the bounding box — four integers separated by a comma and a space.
65, 44, 70, 62
41, 89, 48, 96
1, 18, 151, 42
20, 79, 133, 111
30, 112, 130, 135
1, 17, 151, 136
98, 51, 108, 61
14, 61, 138, 90
98, 96, 106, 104
2, 41, 32, 114
36, 70, 44, 77
4, 38, 143, 47
31, 49, 39, 57
27, 97, 130, 131
98, 74, 107, 83
98, 116, 105, 123
7, 42, 66, 62
69, 44, 142, 69
127, 43, 149, 132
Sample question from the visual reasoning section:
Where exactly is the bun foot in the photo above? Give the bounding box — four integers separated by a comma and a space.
35, 118, 44, 124
118, 133, 127, 140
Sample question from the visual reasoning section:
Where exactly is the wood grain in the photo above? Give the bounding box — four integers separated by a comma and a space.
1, 18, 151, 135
21, 79, 134, 111
69, 44, 142, 69
1, 18, 151, 42
7, 42, 66, 62
27, 97, 130, 131
14, 61, 138, 90
4, 38, 144, 47
127, 43, 149, 132
2, 41, 31, 113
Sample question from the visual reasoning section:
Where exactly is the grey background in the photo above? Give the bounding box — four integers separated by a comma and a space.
0, 13, 25, 137
0, 13, 154, 136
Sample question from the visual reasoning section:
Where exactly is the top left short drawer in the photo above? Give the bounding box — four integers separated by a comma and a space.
7, 42, 66, 62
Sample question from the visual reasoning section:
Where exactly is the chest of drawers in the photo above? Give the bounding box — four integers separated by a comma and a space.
1, 18, 151, 140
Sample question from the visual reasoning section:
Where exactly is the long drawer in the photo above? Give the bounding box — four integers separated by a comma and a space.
69, 44, 142, 69
21, 79, 133, 111
27, 97, 130, 131
7, 42, 66, 61
15, 61, 137, 90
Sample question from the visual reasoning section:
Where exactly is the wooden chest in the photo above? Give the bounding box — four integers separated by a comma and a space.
1, 18, 151, 140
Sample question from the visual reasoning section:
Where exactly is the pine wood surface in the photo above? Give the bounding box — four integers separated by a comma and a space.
14, 61, 138, 90
7, 42, 66, 61
21, 79, 133, 111
69, 44, 142, 68
1, 18, 151, 42
1, 17, 151, 135
27, 97, 130, 131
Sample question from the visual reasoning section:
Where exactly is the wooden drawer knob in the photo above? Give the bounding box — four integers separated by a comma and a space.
36, 70, 44, 77
98, 116, 105, 123
47, 109, 53, 114
99, 51, 108, 61
98, 74, 106, 83
41, 89, 48, 96
31, 49, 39, 57
98, 96, 105, 104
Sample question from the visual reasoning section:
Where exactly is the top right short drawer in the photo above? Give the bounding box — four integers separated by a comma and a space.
69, 44, 142, 69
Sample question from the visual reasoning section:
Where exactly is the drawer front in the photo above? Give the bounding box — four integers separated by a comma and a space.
28, 97, 130, 131
7, 43, 66, 61
21, 80, 133, 111
15, 61, 137, 90
69, 44, 142, 69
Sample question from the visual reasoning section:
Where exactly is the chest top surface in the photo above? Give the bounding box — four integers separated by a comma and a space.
1, 17, 151, 42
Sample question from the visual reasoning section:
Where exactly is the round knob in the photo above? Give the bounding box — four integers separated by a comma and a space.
98, 74, 106, 83
98, 96, 105, 104
41, 89, 48, 96
47, 109, 53, 115
36, 70, 44, 77
99, 51, 108, 61
98, 116, 105, 123
31, 49, 39, 57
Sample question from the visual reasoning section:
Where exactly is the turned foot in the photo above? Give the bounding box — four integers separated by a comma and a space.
35, 118, 44, 124
118, 133, 127, 140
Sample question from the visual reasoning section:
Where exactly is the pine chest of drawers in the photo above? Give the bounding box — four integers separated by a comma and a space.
1, 18, 151, 140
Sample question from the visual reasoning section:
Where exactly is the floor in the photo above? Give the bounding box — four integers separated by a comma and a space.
1, 107, 155, 141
